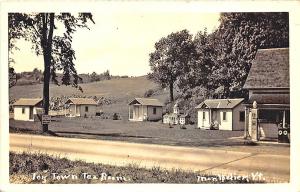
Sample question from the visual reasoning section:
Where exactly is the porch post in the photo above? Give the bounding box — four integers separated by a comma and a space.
142, 105, 144, 121
209, 109, 212, 125
128, 106, 130, 120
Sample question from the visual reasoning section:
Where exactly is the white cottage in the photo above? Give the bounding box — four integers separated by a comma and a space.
65, 98, 97, 117
13, 98, 43, 121
128, 98, 164, 121
195, 98, 245, 131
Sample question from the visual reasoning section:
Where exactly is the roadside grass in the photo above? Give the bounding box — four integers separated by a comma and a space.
9, 118, 290, 155
9, 152, 263, 184
9, 118, 245, 148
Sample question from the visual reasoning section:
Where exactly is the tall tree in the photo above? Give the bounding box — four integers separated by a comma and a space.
178, 28, 219, 98
9, 13, 95, 132
148, 29, 196, 102
213, 12, 289, 98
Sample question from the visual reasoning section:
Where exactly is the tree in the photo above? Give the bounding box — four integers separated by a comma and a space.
213, 12, 289, 98
9, 67, 17, 88
148, 29, 196, 102
9, 13, 95, 132
177, 28, 219, 99
90, 71, 99, 82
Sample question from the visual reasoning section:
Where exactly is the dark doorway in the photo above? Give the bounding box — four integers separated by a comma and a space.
29, 106, 34, 120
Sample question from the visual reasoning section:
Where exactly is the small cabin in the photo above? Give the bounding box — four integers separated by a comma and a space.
195, 98, 245, 131
13, 98, 43, 121
65, 98, 97, 117
128, 98, 164, 121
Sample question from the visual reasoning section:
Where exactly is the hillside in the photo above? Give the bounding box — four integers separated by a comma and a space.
9, 76, 171, 119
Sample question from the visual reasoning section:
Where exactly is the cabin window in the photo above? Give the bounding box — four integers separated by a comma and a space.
203, 112, 206, 120
153, 107, 157, 115
223, 112, 227, 121
85, 106, 89, 112
239, 111, 245, 122
22, 108, 25, 114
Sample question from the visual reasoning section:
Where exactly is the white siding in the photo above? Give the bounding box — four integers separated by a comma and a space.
68, 104, 77, 117
68, 104, 96, 117
78, 105, 96, 117
197, 109, 210, 128
14, 106, 30, 121
232, 104, 245, 131
130, 105, 162, 121
147, 106, 163, 121
219, 109, 232, 130
14, 106, 42, 121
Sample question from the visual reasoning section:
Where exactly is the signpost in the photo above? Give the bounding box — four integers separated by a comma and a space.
42, 115, 51, 125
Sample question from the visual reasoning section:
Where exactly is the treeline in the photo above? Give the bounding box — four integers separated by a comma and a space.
11, 68, 131, 86
148, 12, 289, 110
14, 68, 44, 86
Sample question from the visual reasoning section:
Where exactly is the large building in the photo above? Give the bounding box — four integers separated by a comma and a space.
128, 98, 164, 121
195, 98, 245, 131
243, 48, 289, 142
13, 98, 43, 121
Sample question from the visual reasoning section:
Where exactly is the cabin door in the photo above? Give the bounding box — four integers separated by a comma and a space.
29, 106, 34, 120
134, 106, 139, 120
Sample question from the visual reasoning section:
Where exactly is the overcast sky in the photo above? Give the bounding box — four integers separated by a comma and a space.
11, 11, 220, 76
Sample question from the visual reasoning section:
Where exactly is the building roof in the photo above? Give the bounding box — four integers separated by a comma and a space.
243, 48, 289, 89
247, 93, 289, 105
128, 98, 164, 107
195, 98, 244, 109
13, 98, 43, 106
66, 98, 97, 105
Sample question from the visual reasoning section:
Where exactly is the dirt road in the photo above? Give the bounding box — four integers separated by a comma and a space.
10, 133, 290, 182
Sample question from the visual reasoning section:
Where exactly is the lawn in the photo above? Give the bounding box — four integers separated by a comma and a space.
10, 152, 263, 184
10, 117, 244, 147
9, 117, 290, 155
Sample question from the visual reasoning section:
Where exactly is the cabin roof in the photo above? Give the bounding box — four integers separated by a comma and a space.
128, 98, 164, 107
13, 98, 43, 106
66, 98, 97, 105
195, 98, 244, 109
243, 48, 289, 89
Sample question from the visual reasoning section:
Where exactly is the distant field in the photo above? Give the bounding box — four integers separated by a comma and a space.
10, 76, 159, 100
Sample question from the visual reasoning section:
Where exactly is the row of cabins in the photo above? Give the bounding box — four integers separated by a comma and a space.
13, 96, 241, 130
12, 48, 290, 141
13, 98, 98, 121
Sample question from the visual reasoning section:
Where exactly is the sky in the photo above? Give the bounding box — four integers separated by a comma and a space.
11, 11, 220, 76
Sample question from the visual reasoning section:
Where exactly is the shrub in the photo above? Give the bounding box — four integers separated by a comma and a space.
144, 89, 154, 98
112, 113, 119, 120
180, 125, 186, 129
